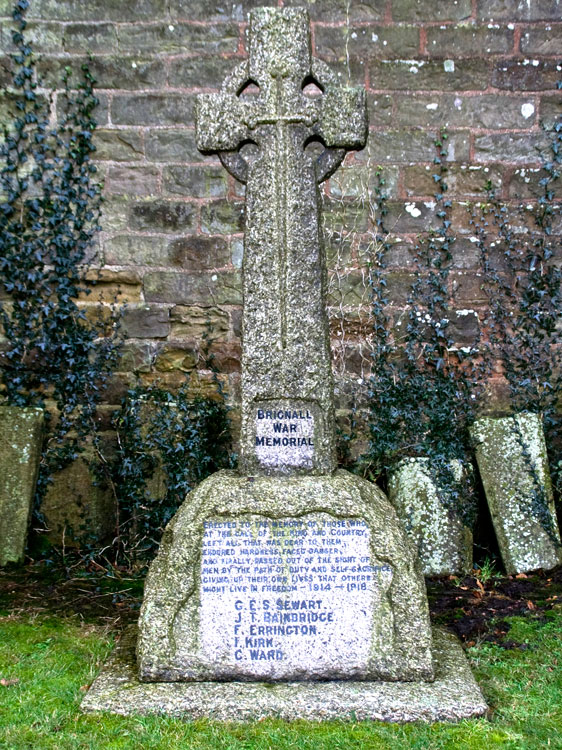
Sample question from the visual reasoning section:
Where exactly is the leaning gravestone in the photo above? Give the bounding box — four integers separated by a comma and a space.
0, 406, 43, 566
83, 8, 486, 721
471, 413, 562, 574
40, 443, 115, 546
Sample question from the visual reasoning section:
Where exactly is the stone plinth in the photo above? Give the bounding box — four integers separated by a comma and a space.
471, 413, 562, 574
137, 470, 434, 683
83, 626, 487, 722
388, 458, 473, 576
0, 406, 43, 566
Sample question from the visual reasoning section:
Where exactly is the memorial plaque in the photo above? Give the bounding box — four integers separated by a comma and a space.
199, 514, 393, 679
253, 401, 318, 471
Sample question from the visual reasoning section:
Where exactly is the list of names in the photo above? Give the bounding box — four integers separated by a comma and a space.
198, 514, 392, 678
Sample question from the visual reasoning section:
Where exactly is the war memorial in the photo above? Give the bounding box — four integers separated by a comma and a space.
83, 8, 488, 721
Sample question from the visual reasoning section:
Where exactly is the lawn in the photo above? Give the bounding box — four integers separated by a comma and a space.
0, 568, 561, 750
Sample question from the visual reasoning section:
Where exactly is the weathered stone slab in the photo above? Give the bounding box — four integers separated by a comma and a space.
0, 407, 43, 566
137, 470, 433, 683
471, 413, 562, 574
388, 458, 473, 576
196, 7, 366, 477
83, 625, 487, 722
41, 446, 115, 546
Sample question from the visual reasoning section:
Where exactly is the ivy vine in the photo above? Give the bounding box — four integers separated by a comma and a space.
96, 379, 233, 564
470, 102, 562, 518
361, 131, 485, 526
0, 0, 120, 517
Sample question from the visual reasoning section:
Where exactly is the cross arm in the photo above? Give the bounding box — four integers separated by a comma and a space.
316, 86, 367, 151
196, 93, 251, 153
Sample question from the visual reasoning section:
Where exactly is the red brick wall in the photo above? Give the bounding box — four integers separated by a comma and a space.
2, 0, 560, 438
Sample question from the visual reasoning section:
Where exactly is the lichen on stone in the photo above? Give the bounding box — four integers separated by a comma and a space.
471, 412, 562, 574
137, 470, 434, 683
0, 407, 44, 566
388, 457, 473, 576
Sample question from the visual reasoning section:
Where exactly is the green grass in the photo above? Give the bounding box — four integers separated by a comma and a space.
0, 613, 561, 750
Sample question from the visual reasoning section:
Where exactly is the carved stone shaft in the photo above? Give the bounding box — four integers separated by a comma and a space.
196, 8, 366, 476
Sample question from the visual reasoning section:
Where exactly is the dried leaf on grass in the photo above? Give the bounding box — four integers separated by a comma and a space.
0, 677, 19, 687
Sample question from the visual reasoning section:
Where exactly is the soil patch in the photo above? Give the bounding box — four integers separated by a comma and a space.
427, 565, 562, 648
0, 562, 143, 628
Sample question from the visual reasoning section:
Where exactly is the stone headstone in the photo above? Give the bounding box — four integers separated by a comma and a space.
87, 7, 486, 722
471, 412, 562, 574
388, 458, 473, 576
0, 406, 43, 566
41, 444, 115, 546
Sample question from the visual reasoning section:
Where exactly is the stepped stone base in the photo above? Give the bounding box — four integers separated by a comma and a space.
82, 626, 487, 722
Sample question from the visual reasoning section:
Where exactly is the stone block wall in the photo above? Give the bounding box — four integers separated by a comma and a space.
1, 0, 560, 446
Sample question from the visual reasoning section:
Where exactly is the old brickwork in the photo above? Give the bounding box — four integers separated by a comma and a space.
2, 0, 560, 447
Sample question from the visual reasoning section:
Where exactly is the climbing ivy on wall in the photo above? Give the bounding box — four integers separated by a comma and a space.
471, 107, 562, 501
361, 132, 485, 525
360, 101, 561, 518
96, 380, 233, 563
0, 1, 120, 511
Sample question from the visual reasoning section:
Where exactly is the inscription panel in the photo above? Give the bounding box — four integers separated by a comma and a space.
199, 513, 393, 679
252, 400, 320, 470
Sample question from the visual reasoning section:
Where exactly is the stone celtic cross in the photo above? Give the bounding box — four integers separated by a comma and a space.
196, 7, 366, 476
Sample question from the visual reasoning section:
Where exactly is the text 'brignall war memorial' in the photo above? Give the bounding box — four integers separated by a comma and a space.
83, 8, 488, 721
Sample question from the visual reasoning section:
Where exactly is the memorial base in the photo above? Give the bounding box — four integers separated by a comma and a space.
136, 470, 434, 682
82, 626, 487, 722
